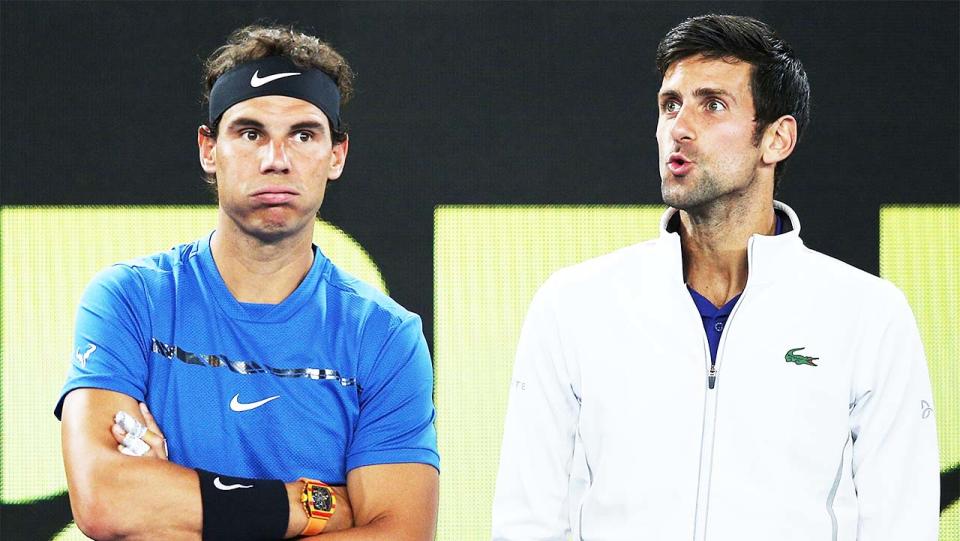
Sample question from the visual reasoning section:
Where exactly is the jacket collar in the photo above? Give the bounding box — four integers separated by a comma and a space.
657, 200, 805, 287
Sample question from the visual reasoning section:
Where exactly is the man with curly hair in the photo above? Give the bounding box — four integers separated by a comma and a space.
57, 25, 439, 540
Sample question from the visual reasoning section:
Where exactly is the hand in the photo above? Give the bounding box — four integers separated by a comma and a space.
111, 402, 168, 460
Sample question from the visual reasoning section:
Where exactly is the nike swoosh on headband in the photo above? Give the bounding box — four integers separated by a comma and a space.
214, 477, 253, 491
229, 393, 280, 412
250, 70, 301, 87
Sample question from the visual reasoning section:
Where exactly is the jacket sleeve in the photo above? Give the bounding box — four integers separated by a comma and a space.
492, 279, 580, 541
848, 289, 940, 540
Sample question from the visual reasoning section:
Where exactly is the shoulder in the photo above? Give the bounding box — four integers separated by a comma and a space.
798, 246, 912, 315
541, 238, 660, 298
321, 259, 419, 330
321, 262, 430, 380
84, 241, 199, 302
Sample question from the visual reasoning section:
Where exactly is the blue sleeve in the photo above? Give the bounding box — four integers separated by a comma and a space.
346, 314, 440, 472
54, 264, 152, 419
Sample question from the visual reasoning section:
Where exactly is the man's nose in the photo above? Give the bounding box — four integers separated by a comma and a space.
670, 105, 696, 143
260, 139, 291, 174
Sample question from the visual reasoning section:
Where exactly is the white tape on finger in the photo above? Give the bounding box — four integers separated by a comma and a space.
120, 445, 142, 456
121, 434, 150, 456
115, 411, 147, 439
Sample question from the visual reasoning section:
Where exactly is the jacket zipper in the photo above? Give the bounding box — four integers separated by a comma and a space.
692, 238, 755, 541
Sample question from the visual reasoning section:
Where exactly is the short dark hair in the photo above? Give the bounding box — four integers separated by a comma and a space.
656, 14, 810, 190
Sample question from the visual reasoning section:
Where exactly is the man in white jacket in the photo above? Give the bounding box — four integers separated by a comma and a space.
492, 14, 939, 541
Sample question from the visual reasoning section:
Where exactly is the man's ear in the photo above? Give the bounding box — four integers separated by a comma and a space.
327, 135, 349, 181
761, 115, 797, 167
198, 125, 217, 174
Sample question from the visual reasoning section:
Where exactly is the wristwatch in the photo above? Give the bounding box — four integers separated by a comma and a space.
299, 478, 336, 536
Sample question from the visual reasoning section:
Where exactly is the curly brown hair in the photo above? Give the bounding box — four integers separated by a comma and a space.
202, 24, 355, 143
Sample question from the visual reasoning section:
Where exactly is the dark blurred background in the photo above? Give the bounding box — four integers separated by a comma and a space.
4, 1, 957, 341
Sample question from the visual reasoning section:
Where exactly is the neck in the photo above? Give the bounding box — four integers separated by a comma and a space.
679, 197, 776, 308
210, 214, 315, 304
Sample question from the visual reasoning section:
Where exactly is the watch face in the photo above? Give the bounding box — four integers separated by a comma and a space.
311, 486, 333, 513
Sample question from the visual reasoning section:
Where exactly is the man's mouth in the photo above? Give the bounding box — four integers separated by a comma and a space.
666, 154, 693, 176
251, 186, 299, 205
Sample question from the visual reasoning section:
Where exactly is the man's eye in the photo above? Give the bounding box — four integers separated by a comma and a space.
242, 131, 260, 141
707, 100, 727, 112
663, 101, 680, 113
295, 132, 313, 142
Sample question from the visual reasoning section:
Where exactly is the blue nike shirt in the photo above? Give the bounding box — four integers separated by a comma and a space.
56, 232, 439, 483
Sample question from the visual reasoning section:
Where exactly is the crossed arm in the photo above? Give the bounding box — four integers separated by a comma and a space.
61, 388, 438, 540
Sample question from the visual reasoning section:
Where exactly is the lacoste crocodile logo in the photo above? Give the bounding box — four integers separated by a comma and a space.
785, 347, 819, 367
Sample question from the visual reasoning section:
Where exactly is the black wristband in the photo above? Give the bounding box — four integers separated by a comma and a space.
196, 468, 289, 541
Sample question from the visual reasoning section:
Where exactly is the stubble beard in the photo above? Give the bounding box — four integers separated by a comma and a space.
662, 166, 722, 212
661, 165, 758, 218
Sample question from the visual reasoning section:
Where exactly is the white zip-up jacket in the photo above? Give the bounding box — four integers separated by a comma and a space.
492, 202, 939, 541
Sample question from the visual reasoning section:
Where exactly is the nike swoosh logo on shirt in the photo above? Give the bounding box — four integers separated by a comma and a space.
250, 70, 301, 87
214, 477, 253, 491
229, 393, 280, 412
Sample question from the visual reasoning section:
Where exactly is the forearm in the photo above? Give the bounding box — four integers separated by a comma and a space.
62, 389, 202, 540
305, 515, 433, 541
71, 445, 309, 541
307, 463, 437, 541
63, 389, 308, 540
65, 452, 202, 540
